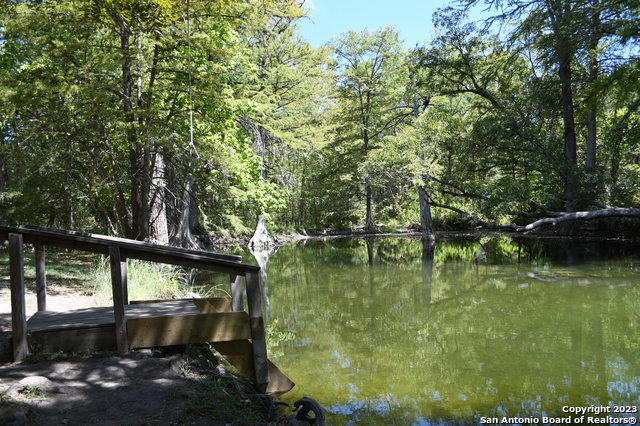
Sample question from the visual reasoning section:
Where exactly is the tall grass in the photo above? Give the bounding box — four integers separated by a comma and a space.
92, 257, 187, 303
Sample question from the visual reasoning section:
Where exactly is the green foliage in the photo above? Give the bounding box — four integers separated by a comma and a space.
1, 0, 639, 235
19, 385, 46, 399
92, 258, 185, 301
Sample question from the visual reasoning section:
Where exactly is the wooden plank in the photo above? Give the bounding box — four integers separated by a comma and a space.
27, 308, 115, 331
129, 298, 195, 305
212, 340, 295, 396
26, 301, 204, 332
126, 300, 200, 317
193, 298, 232, 313
35, 243, 47, 312
29, 326, 116, 353
230, 274, 244, 312
109, 247, 128, 354
9, 233, 28, 362
245, 271, 269, 385
127, 312, 251, 348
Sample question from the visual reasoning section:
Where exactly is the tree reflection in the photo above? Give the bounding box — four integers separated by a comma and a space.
422, 238, 434, 304
250, 245, 278, 321
257, 236, 640, 424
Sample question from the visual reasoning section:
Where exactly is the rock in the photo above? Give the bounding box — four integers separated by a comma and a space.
5, 376, 58, 399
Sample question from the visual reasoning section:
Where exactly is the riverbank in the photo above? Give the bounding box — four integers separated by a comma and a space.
0, 345, 296, 425
207, 225, 640, 252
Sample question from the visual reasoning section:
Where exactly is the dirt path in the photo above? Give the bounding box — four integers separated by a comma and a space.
0, 352, 201, 425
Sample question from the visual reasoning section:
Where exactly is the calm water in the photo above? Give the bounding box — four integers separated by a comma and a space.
237, 236, 640, 425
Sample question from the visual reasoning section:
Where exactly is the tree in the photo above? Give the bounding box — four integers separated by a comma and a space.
462, 0, 640, 211
235, 0, 334, 236
331, 27, 412, 232
0, 0, 275, 242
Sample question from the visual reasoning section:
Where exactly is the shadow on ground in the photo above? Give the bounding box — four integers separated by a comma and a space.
0, 352, 206, 425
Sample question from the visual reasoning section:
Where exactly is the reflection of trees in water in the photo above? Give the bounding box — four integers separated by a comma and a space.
422, 238, 434, 304
365, 236, 375, 266
250, 245, 278, 321
262, 236, 640, 423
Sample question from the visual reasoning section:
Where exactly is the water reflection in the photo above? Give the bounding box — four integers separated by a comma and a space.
241, 236, 640, 424
250, 245, 278, 321
422, 239, 435, 305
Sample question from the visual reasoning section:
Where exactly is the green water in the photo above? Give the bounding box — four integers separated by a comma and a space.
242, 236, 640, 425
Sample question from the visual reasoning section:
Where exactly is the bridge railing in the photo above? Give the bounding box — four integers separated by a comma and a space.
0, 225, 268, 385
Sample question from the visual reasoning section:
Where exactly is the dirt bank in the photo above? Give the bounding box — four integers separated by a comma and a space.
0, 347, 301, 425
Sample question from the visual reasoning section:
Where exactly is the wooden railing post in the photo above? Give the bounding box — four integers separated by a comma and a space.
35, 243, 47, 311
121, 259, 129, 305
9, 233, 28, 362
230, 274, 244, 312
245, 271, 269, 386
109, 246, 129, 354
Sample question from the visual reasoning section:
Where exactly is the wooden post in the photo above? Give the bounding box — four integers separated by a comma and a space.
245, 271, 269, 386
35, 243, 47, 312
230, 274, 243, 312
9, 233, 28, 362
121, 259, 129, 305
109, 246, 129, 354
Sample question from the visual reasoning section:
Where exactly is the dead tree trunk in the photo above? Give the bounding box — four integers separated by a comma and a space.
510, 208, 640, 232
249, 216, 277, 251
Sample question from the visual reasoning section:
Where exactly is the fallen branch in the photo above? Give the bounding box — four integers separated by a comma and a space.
512, 207, 640, 232
506, 210, 565, 219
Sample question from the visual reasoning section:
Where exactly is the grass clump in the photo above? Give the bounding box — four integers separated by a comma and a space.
92, 257, 186, 303
179, 344, 282, 424
20, 385, 46, 399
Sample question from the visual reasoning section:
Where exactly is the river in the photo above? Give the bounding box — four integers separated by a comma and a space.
233, 235, 640, 425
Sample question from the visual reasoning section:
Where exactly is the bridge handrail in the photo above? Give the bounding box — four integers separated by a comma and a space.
0, 225, 258, 274
2, 225, 268, 386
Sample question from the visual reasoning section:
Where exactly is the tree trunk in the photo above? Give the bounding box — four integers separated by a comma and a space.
419, 184, 434, 240
363, 125, 376, 232
558, 48, 577, 212
548, 2, 578, 212
249, 216, 277, 250
585, 1, 601, 171
298, 158, 306, 227
149, 151, 169, 245
118, 23, 149, 240
0, 153, 7, 191
365, 180, 375, 232
175, 175, 198, 249
64, 139, 74, 229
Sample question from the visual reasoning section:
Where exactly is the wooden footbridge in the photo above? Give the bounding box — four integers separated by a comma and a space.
0, 225, 294, 396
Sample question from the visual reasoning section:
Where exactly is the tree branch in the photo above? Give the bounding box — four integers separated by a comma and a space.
513, 207, 640, 231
